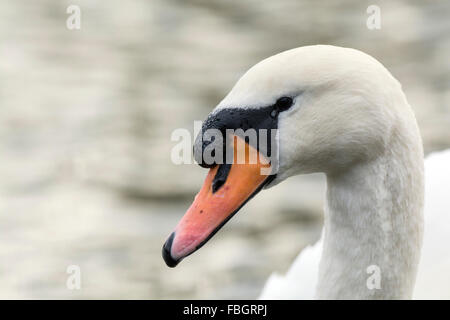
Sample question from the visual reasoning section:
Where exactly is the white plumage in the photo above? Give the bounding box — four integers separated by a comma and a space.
414, 149, 450, 299
260, 150, 450, 299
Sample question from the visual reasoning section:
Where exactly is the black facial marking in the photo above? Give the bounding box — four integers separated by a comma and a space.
193, 97, 294, 191
194, 102, 286, 168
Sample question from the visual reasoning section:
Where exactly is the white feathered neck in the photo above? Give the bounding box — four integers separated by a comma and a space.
317, 126, 424, 299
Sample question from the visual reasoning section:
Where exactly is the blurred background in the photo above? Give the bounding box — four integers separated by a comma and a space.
0, 0, 449, 299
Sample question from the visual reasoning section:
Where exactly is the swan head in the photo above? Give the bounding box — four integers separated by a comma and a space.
163, 45, 406, 267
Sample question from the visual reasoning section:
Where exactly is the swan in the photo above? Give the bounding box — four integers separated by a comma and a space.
162, 45, 449, 299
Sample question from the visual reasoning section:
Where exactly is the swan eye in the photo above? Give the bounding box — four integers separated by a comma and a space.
275, 97, 293, 112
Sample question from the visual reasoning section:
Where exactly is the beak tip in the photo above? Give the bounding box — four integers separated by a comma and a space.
162, 232, 181, 268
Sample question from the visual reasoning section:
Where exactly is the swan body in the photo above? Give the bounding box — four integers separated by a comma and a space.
413, 149, 450, 299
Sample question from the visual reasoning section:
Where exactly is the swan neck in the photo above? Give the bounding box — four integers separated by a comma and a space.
316, 136, 424, 299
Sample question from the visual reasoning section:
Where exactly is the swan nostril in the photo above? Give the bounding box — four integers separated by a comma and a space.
212, 164, 232, 193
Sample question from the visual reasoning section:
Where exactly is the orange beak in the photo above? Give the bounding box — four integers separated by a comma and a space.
163, 135, 272, 267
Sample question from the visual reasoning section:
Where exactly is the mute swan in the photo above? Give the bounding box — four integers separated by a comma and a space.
163, 45, 448, 299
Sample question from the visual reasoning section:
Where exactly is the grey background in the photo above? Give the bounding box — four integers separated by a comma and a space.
0, 0, 449, 298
